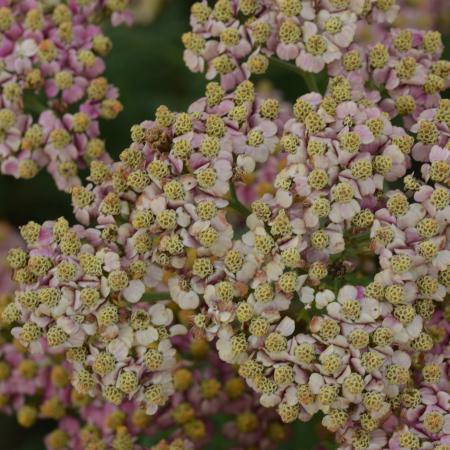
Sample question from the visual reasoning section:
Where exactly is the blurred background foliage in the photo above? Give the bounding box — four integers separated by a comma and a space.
1, 0, 448, 448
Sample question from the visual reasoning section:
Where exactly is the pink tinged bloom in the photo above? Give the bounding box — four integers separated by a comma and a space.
296, 22, 341, 74
122, 280, 145, 303
329, 199, 361, 223
169, 276, 200, 310
317, 10, 357, 49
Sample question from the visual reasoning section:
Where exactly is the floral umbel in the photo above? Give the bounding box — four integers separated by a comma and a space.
1, 0, 450, 449
0, 0, 130, 190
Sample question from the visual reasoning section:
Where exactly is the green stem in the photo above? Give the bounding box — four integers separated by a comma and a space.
142, 291, 171, 301
229, 182, 251, 217
23, 91, 47, 115
349, 230, 370, 244
269, 57, 320, 93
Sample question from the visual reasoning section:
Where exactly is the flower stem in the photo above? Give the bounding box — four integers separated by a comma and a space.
142, 291, 171, 301
269, 57, 320, 93
23, 91, 48, 116
229, 182, 251, 217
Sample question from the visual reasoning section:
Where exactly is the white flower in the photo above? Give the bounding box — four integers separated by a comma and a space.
123, 280, 145, 303
169, 276, 200, 309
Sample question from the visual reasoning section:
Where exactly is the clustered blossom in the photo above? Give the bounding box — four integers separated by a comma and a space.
0, 0, 130, 190
183, 0, 400, 89
0, 273, 292, 450
0, 225, 88, 433
68, 80, 289, 312
5, 218, 184, 414
7, 80, 293, 409
3, 0, 450, 449
337, 308, 450, 449
2, 232, 281, 450
329, 27, 450, 123
44, 343, 292, 450
180, 76, 450, 447
0, 328, 287, 450
8, 70, 450, 450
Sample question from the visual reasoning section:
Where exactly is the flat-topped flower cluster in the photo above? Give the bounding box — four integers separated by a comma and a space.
0, 224, 292, 449
183, 0, 399, 87
0, 0, 130, 190
2, 0, 450, 449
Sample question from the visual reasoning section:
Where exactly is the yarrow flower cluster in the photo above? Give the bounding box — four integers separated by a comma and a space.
0, 263, 292, 450
44, 345, 292, 450
5, 79, 291, 413
329, 27, 450, 122
178, 78, 450, 447
70, 79, 289, 310
2, 0, 450, 449
0, 0, 130, 190
336, 327, 450, 449
183, 0, 400, 89
5, 218, 184, 414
